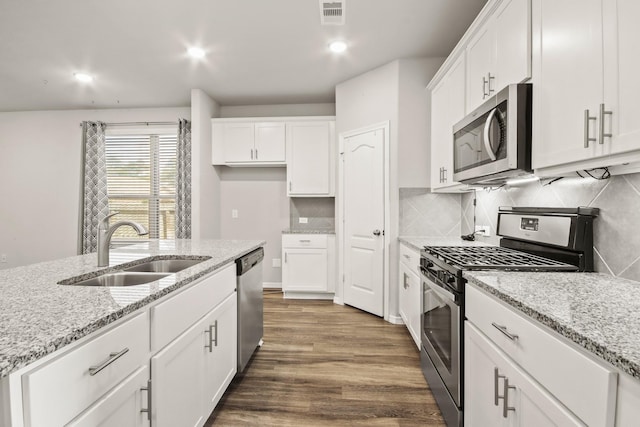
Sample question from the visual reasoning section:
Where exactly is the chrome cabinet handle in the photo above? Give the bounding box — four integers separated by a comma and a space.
140, 379, 151, 420
299, 239, 311, 243
599, 103, 612, 144
289, 181, 292, 192
487, 73, 495, 95
494, 367, 506, 406
88, 348, 129, 376
250, 148, 254, 160
403, 273, 409, 289
284, 252, 287, 263
204, 320, 219, 352
443, 167, 447, 183
373, 229, 381, 236
482, 76, 488, 99
492, 322, 519, 341
255, 148, 258, 159
483, 108, 499, 161
584, 109, 597, 148
502, 377, 516, 418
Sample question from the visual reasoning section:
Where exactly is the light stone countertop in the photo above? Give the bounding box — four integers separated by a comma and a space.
282, 229, 335, 235
464, 271, 640, 380
0, 239, 264, 378
398, 236, 492, 252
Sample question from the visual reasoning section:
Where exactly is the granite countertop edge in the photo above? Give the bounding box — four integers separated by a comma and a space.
465, 274, 640, 380
0, 239, 265, 378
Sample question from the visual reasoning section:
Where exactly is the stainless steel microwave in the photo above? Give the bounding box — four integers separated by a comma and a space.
452, 83, 532, 185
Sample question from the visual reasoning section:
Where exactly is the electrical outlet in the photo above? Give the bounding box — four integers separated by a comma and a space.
298, 217, 308, 224
272, 258, 281, 268
231, 209, 238, 219
0, 254, 7, 263
475, 225, 491, 237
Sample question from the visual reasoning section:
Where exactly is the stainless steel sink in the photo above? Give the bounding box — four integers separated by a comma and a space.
65, 272, 170, 287
124, 259, 205, 273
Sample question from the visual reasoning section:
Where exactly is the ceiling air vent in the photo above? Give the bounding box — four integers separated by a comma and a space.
320, 0, 345, 25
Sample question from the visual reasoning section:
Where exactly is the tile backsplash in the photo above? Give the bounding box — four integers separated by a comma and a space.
399, 188, 462, 237
289, 197, 335, 231
461, 173, 640, 282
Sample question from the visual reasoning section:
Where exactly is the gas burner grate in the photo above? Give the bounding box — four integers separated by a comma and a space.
423, 246, 578, 271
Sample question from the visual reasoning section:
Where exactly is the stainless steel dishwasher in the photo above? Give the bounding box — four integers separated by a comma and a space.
235, 247, 264, 372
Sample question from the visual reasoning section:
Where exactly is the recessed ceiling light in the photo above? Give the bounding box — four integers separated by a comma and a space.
74, 72, 93, 83
188, 47, 206, 59
329, 41, 347, 53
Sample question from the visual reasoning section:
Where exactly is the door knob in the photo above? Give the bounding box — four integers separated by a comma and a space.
373, 230, 381, 236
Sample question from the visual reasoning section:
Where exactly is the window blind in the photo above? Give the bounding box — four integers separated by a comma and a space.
105, 133, 177, 240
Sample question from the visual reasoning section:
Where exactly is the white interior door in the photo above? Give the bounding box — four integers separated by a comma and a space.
343, 128, 385, 316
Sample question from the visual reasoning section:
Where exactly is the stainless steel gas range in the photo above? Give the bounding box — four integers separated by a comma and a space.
419, 207, 599, 427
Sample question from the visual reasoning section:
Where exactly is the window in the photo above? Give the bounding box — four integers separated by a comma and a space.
105, 128, 177, 241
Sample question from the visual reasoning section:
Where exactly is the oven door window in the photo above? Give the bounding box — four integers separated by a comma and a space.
423, 283, 454, 372
453, 100, 508, 173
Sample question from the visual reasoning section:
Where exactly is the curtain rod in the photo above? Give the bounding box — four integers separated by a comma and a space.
79, 121, 179, 127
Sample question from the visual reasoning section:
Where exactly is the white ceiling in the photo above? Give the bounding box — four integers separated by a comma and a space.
0, 0, 487, 112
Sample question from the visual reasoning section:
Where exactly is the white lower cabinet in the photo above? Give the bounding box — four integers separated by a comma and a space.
12, 263, 240, 427
282, 234, 335, 298
151, 292, 237, 427
398, 243, 420, 349
465, 322, 584, 427
66, 366, 150, 427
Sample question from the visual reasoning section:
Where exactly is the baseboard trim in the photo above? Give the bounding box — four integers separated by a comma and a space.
263, 282, 282, 289
283, 291, 335, 300
387, 314, 404, 325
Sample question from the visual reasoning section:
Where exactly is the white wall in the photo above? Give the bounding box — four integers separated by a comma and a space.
220, 103, 335, 118
219, 168, 289, 286
398, 57, 445, 188
0, 107, 189, 269
191, 89, 221, 239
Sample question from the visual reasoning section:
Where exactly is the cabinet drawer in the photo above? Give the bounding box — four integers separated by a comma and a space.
399, 243, 420, 270
466, 284, 617, 427
22, 312, 149, 427
282, 234, 328, 249
151, 263, 236, 352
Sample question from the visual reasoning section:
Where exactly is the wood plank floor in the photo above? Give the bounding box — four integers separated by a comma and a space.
206, 291, 445, 426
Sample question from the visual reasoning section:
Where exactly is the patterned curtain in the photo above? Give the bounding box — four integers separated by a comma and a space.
175, 119, 192, 239
81, 121, 109, 253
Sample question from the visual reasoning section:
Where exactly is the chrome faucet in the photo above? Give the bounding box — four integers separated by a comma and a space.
97, 212, 148, 267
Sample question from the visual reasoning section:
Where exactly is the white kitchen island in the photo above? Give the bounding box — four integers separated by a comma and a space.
0, 239, 264, 427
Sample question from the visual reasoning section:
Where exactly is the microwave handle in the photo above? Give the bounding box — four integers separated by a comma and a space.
483, 108, 499, 161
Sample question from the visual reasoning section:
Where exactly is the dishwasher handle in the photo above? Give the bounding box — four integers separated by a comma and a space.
236, 247, 264, 275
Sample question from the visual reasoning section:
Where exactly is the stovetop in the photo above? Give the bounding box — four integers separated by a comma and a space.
422, 246, 579, 272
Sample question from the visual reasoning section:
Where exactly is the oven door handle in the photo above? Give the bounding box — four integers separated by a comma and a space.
424, 278, 457, 303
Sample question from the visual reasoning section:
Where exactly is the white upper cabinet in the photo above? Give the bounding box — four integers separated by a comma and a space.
430, 54, 466, 191
286, 121, 335, 196
212, 120, 286, 166
602, 0, 640, 157
532, 0, 640, 175
466, 0, 531, 112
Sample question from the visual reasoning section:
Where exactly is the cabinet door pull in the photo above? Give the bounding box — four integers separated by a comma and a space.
494, 367, 506, 406
88, 348, 129, 376
599, 103, 613, 144
299, 239, 311, 243
204, 322, 216, 352
255, 148, 258, 159
403, 254, 410, 260
584, 109, 597, 148
443, 167, 447, 183
491, 322, 519, 341
502, 377, 516, 418
482, 76, 488, 99
140, 379, 152, 420
487, 72, 495, 95
284, 252, 287, 263
212, 320, 218, 347
250, 148, 254, 160
289, 181, 292, 192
